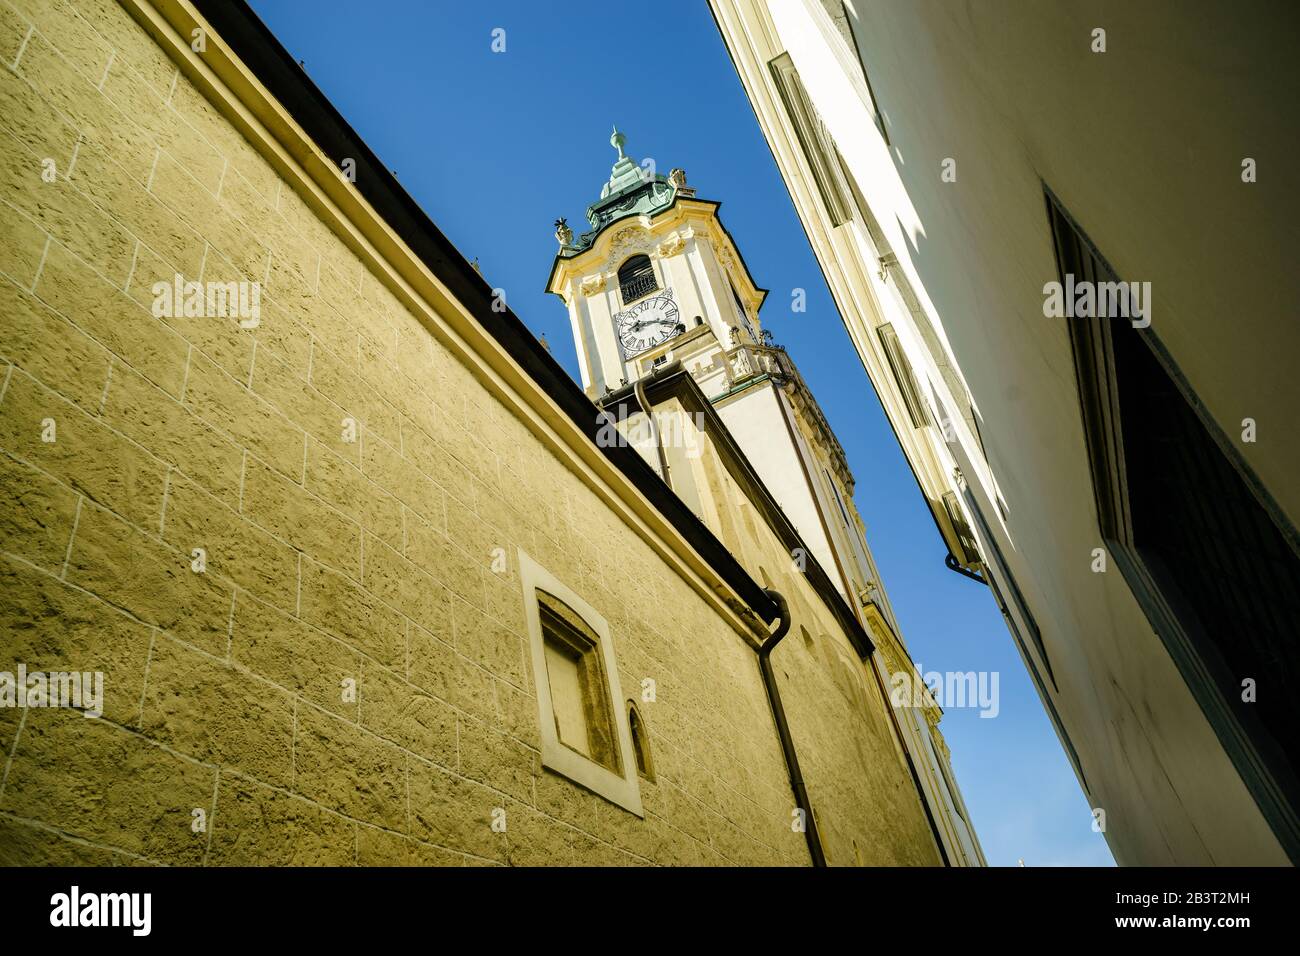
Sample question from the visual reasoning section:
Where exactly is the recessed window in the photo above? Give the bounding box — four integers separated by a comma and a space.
626, 701, 655, 781
519, 550, 643, 816
940, 491, 981, 567
730, 280, 755, 338
539, 591, 620, 773
1049, 187, 1300, 854
877, 323, 931, 429
769, 52, 852, 227
618, 254, 658, 304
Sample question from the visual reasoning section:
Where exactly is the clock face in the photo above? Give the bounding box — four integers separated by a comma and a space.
615, 292, 682, 357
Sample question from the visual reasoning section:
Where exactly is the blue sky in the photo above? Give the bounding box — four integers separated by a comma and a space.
249, 0, 1114, 866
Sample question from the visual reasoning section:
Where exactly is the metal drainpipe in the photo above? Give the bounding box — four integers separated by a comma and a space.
759, 588, 828, 868
634, 376, 670, 485
945, 552, 988, 586
771, 384, 949, 864
630, 378, 820, 864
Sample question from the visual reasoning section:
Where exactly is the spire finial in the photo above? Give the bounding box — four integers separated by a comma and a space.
610, 125, 627, 161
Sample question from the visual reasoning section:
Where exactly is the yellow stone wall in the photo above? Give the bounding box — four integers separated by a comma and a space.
0, 0, 939, 865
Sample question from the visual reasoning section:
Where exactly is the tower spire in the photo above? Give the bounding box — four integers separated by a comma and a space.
602, 125, 645, 198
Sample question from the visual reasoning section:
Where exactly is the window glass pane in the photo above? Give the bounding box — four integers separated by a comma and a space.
544, 637, 590, 756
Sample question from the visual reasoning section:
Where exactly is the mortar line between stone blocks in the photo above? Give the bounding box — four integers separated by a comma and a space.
356, 658, 364, 726
202, 770, 221, 866
246, 337, 257, 389
214, 155, 229, 200
0, 811, 160, 865
136, 632, 155, 728
158, 466, 172, 535
96, 359, 113, 416
0, 364, 14, 406
180, 343, 192, 403
166, 66, 179, 104
0, 708, 28, 805
28, 235, 51, 293
7, 22, 33, 70
65, 135, 83, 181
59, 496, 84, 580
144, 146, 161, 192
95, 49, 115, 90
225, 588, 236, 663
122, 239, 140, 294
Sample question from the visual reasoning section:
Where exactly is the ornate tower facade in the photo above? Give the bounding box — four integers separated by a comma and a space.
547, 131, 984, 866
547, 129, 887, 627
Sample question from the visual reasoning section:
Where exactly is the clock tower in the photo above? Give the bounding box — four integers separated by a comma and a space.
545, 128, 885, 621
546, 127, 766, 398
545, 129, 984, 866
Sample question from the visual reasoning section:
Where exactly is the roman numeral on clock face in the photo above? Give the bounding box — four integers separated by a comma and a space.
616, 293, 680, 356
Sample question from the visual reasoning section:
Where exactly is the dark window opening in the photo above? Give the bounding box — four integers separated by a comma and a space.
626, 701, 654, 781
1051, 186, 1300, 860
730, 281, 754, 336
618, 255, 658, 304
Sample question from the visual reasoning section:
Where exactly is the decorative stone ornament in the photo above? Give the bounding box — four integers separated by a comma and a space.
554, 217, 573, 246
669, 167, 695, 198
717, 244, 737, 273
655, 232, 686, 258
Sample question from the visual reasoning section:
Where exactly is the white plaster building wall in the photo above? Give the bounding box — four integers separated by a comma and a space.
686, 236, 738, 348
568, 293, 600, 393
714, 385, 839, 587
659, 239, 706, 329
710, 0, 1296, 864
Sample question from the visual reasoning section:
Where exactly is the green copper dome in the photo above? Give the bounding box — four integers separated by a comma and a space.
558, 128, 679, 255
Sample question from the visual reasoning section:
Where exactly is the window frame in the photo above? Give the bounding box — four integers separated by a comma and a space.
626, 700, 655, 782
617, 254, 659, 306
519, 549, 643, 816
1048, 184, 1300, 859
877, 322, 931, 429
768, 52, 853, 227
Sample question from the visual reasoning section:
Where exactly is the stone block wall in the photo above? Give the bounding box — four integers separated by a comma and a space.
0, 0, 938, 866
